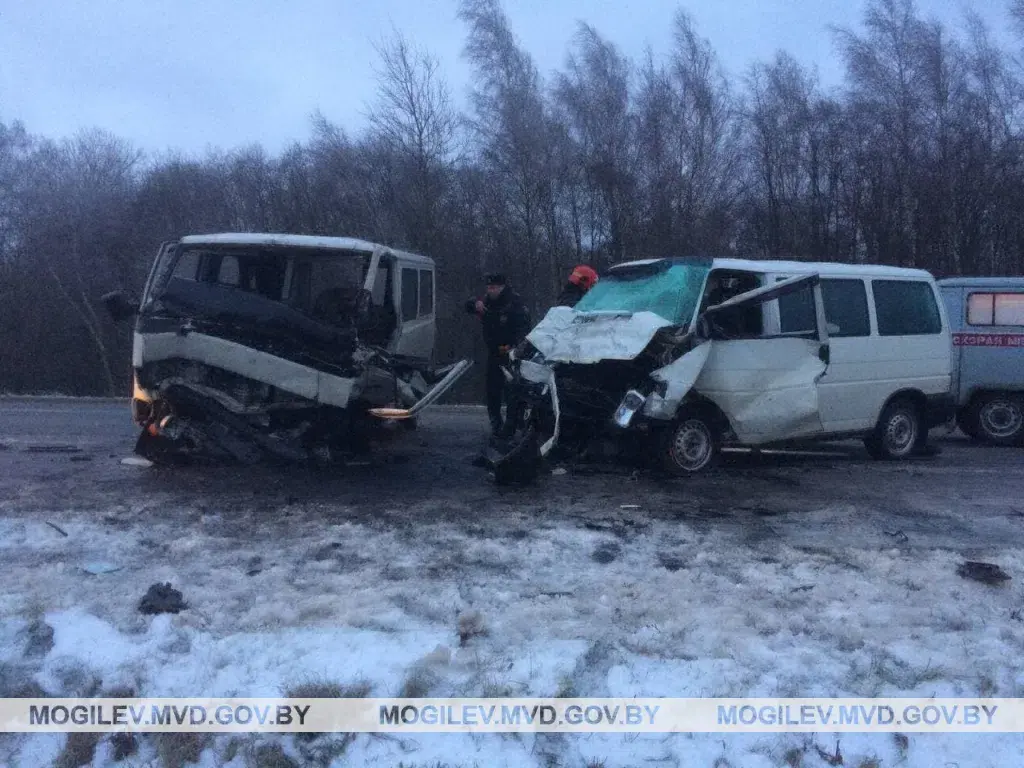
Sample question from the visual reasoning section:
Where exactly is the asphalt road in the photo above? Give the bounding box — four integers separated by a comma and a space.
1, 397, 1023, 554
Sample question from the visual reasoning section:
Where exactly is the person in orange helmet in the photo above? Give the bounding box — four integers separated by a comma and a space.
556, 265, 599, 307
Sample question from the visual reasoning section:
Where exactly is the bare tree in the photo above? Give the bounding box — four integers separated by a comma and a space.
458, 0, 563, 307
554, 23, 636, 263
16, 130, 142, 395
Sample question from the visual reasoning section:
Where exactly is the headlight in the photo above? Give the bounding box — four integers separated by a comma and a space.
612, 390, 647, 429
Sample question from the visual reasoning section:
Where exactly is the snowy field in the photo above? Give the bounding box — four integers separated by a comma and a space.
1, 401, 1024, 767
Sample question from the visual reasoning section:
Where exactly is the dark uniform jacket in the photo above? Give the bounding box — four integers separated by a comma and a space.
466, 288, 532, 356
555, 281, 587, 308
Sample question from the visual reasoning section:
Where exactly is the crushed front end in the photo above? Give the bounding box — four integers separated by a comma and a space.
116, 235, 470, 466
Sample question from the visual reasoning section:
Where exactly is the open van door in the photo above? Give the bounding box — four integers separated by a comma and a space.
692, 273, 832, 444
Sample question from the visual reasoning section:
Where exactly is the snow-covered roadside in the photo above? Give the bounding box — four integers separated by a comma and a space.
2, 506, 1023, 767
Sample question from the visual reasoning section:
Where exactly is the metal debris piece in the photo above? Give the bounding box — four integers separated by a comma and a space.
121, 457, 154, 467
138, 583, 187, 615
957, 561, 1010, 586
83, 562, 122, 575
592, 541, 622, 564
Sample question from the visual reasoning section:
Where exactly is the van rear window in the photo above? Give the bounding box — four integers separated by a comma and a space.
968, 293, 1024, 327
872, 280, 942, 336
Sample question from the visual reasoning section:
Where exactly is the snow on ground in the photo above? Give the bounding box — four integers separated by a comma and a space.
2, 502, 1024, 767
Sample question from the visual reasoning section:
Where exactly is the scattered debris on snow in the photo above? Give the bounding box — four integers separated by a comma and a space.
591, 541, 622, 564
82, 562, 122, 576
957, 561, 1011, 586
456, 610, 487, 646
138, 583, 187, 615
23, 619, 54, 658
120, 456, 153, 467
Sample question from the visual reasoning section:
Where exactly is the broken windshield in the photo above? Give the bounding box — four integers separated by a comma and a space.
572, 261, 711, 325
144, 244, 371, 316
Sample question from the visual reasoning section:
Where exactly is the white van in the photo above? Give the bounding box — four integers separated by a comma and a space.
499, 257, 954, 474
102, 233, 471, 464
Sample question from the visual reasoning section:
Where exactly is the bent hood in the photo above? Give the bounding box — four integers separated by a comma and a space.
525, 307, 675, 363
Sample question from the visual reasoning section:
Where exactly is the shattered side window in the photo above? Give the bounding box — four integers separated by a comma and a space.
419, 269, 433, 316
216, 255, 240, 287
307, 257, 366, 325
401, 268, 418, 321
573, 263, 708, 325
172, 250, 199, 281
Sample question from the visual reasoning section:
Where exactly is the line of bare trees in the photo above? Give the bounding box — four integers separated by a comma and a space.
1, 0, 1023, 397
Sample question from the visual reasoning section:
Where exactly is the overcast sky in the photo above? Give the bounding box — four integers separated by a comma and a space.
0, 0, 1015, 155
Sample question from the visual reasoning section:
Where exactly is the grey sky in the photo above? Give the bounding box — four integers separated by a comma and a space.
0, 0, 1015, 155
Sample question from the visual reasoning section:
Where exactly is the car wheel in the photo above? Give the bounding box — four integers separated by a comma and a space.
661, 411, 718, 475
864, 398, 921, 460
970, 393, 1024, 446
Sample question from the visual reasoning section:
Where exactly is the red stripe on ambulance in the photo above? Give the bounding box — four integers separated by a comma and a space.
952, 333, 1024, 347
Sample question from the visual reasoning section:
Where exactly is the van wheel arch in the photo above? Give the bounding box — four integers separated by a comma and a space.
963, 390, 1024, 446
865, 390, 927, 460
655, 396, 732, 475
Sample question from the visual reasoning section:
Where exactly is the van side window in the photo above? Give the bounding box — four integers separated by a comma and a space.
777, 283, 816, 334
704, 271, 763, 338
872, 280, 942, 336
401, 268, 419, 321
778, 277, 871, 337
968, 293, 1024, 326
822, 279, 870, 337
418, 269, 433, 316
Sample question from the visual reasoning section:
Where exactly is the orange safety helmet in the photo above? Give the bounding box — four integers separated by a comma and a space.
568, 265, 599, 291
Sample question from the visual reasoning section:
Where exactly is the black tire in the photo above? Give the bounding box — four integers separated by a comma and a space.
659, 410, 719, 475
864, 398, 921, 460
967, 393, 1024, 446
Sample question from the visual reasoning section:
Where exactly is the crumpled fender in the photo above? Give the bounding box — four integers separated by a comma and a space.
644, 342, 712, 420
645, 337, 827, 444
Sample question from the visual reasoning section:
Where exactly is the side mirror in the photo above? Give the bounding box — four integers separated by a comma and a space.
101, 290, 140, 322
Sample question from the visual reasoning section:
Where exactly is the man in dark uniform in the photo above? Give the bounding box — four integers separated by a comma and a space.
465, 273, 532, 435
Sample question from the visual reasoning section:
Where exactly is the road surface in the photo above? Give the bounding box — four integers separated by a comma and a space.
1, 397, 1022, 553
